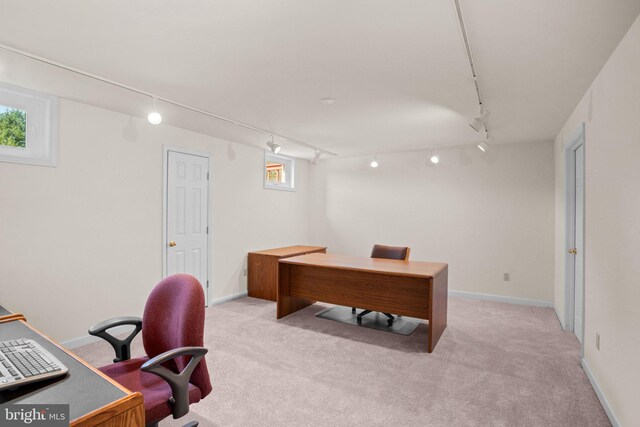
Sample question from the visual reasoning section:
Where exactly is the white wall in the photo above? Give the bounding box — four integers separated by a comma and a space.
310, 142, 555, 303
554, 14, 640, 426
0, 99, 311, 342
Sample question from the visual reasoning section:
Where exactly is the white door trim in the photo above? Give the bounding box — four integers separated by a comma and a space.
564, 123, 585, 355
162, 145, 212, 306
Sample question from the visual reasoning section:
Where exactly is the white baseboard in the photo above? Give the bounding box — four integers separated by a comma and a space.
582, 358, 620, 427
554, 306, 566, 329
208, 291, 247, 307
448, 290, 553, 308
62, 291, 249, 349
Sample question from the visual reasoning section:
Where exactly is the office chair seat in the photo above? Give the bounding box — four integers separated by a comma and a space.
100, 357, 203, 424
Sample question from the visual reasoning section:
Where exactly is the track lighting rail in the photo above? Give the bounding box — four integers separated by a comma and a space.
0, 43, 337, 157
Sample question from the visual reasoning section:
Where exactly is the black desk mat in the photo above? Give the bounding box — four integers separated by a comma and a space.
0, 320, 127, 421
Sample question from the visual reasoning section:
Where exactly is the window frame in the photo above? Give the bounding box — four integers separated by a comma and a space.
0, 82, 58, 167
264, 151, 295, 192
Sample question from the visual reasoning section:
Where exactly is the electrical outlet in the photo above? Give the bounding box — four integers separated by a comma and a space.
596, 333, 600, 350
503, 273, 510, 281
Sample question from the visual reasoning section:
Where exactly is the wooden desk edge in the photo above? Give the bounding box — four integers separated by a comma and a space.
72, 392, 144, 427
279, 257, 448, 280
0, 314, 26, 324
250, 246, 327, 257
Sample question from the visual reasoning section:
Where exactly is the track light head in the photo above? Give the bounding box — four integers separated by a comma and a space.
147, 97, 162, 124
266, 137, 281, 154
370, 157, 379, 168
477, 141, 489, 152
311, 151, 321, 165
147, 112, 162, 125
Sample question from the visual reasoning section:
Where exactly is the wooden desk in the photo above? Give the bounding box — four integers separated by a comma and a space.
0, 318, 144, 426
277, 253, 448, 353
248, 245, 327, 301
0, 305, 25, 323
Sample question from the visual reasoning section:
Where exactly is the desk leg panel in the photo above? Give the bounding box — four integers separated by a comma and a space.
428, 266, 448, 353
277, 263, 315, 319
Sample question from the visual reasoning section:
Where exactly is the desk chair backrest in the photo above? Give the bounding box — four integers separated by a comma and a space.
371, 244, 410, 261
142, 274, 212, 398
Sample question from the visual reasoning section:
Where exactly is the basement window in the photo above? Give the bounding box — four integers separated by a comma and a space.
0, 82, 58, 167
264, 152, 295, 191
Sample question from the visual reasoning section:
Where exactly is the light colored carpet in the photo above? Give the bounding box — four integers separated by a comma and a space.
74, 297, 610, 426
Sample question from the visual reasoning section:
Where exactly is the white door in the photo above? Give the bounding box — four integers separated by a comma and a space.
166, 150, 209, 305
573, 144, 585, 342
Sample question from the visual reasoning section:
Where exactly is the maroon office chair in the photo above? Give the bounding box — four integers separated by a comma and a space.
89, 274, 212, 427
352, 244, 411, 326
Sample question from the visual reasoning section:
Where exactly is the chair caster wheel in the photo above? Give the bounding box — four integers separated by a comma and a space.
357, 317, 362, 324
387, 319, 394, 327
352, 307, 356, 314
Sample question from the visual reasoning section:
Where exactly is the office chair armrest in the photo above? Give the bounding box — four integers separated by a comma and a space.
141, 346, 208, 419
88, 316, 143, 363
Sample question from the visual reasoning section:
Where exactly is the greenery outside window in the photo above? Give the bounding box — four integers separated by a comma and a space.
264, 152, 295, 191
0, 82, 58, 167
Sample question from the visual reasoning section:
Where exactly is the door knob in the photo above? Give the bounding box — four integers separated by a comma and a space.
169, 241, 177, 247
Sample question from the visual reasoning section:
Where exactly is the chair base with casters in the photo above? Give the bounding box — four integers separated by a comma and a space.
352, 307, 395, 326
352, 244, 410, 328
89, 274, 212, 427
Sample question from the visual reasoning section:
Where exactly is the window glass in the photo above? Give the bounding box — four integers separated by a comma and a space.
264, 153, 295, 191
0, 82, 58, 167
0, 105, 27, 148
266, 161, 286, 183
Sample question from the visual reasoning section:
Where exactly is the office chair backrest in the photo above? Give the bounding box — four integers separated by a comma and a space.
371, 244, 410, 261
142, 274, 212, 398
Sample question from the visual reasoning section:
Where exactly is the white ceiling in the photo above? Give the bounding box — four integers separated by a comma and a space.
1, 0, 639, 159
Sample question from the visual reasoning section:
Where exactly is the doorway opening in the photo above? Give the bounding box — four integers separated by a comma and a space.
564, 123, 585, 353
163, 147, 211, 306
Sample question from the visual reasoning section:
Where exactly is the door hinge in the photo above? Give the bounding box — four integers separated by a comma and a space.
206, 280, 209, 288
207, 172, 209, 180
206, 226, 209, 234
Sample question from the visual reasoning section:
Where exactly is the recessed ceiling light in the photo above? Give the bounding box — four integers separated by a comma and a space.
319, 98, 335, 105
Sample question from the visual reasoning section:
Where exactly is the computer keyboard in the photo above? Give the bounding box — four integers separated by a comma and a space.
0, 338, 68, 391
